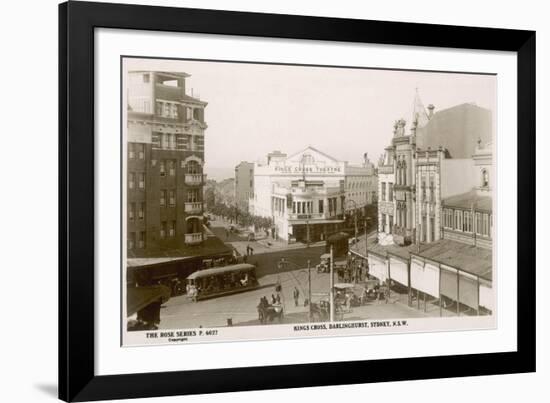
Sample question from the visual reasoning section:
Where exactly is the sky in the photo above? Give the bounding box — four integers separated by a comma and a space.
125, 58, 496, 181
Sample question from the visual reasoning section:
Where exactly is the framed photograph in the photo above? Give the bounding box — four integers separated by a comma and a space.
59, 1, 535, 401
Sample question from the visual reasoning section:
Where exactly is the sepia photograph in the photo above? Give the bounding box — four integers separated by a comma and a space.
122, 56, 496, 346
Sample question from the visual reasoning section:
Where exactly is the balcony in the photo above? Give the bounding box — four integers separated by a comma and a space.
184, 232, 203, 245
184, 173, 206, 186
184, 202, 203, 215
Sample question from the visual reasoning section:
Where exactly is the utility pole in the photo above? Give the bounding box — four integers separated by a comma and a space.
354, 209, 358, 245
307, 260, 311, 321
330, 245, 335, 322
306, 218, 310, 248
365, 218, 369, 280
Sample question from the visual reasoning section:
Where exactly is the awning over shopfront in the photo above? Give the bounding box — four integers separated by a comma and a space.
368, 252, 388, 283
389, 254, 408, 287
479, 279, 493, 311
127, 285, 170, 317
440, 266, 458, 301
410, 256, 440, 298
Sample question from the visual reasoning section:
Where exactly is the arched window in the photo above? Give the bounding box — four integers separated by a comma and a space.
187, 160, 200, 174
396, 161, 402, 185
481, 169, 489, 187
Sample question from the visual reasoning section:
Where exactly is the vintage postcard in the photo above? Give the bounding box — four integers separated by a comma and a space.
122, 56, 495, 346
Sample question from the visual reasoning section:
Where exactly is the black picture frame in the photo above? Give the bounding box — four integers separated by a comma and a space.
59, 1, 536, 401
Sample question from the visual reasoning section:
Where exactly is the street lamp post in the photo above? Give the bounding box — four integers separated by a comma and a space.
364, 217, 370, 281
330, 245, 335, 322
345, 199, 358, 244
306, 218, 310, 248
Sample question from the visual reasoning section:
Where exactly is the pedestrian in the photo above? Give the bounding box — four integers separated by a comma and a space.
293, 287, 300, 307
250, 247, 254, 256
246, 245, 250, 256
276, 294, 281, 304
271, 294, 277, 304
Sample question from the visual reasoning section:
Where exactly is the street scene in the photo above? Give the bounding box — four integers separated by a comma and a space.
124, 58, 495, 341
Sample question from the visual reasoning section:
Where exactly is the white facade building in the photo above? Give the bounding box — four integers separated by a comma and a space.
251, 147, 377, 243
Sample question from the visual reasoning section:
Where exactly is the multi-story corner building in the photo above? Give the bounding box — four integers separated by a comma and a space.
377, 100, 493, 249
251, 147, 378, 243
126, 71, 208, 256
234, 161, 254, 213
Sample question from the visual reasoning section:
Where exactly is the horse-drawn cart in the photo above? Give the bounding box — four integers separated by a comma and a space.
257, 302, 284, 324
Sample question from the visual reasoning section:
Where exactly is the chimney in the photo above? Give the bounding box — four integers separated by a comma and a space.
427, 104, 435, 118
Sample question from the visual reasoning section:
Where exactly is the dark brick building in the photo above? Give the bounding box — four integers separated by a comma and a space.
126, 71, 210, 256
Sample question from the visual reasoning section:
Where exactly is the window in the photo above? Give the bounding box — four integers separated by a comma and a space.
402, 161, 407, 185
160, 222, 167, 239
381, 182, 386, 201
421, 180, 426, 200
128, 173, 135, 189
444, 209, 454, 229
388, 183, 393, 201
429, 179, 435, 201
128, 232, 135, 250
455, 210, 463, 231
476, 212, 483, 235
169, 190, 176, 207
396, 162, 401, 185
193, 108, 202, 121
128, 203, 135, 221
482, 213, 489, 236
481, 169, 489, 188
138, 173, 145, 189
160, 160, 166, 176
160, 133, 168, 149
319, 199, 324, 214
139, 231, 146, 249
169, 134, 176, 149
187, 160, 200, 174
463, 211, 472, 232
168, 160, 175, 176
187, 189, 199, 202
160, 190, 166, 207
138, 202, 145, 220
169, 221, 176, 237
138, 143, 145, 159
128, 143, 135, 159
143, 73, 150, 83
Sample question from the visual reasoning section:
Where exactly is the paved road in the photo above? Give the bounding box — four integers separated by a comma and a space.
159, 221, 448, 329
159, 246, 432, 329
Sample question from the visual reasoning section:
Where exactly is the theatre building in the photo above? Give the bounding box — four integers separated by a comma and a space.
250, 147, 377, 243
